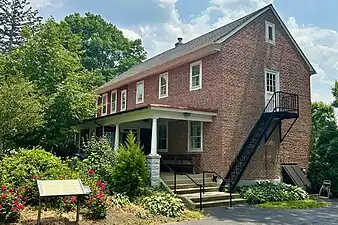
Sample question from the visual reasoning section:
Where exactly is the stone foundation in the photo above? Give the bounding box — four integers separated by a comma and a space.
147, 154, 161, 187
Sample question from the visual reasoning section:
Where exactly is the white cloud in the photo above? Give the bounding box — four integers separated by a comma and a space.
120, 28, 142, 41
29, 0, 63, 9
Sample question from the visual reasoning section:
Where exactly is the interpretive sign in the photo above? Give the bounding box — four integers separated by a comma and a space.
37, 179, 90, 224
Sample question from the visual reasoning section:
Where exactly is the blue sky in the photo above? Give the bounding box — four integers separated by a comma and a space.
31, 0, 338, 107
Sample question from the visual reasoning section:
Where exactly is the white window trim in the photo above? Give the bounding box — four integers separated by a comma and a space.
101, 93, 108, 116
110, 90, 117, 114
158, 122, 168, 152
159, 72, 169, 99
121, 89, 127, 112
265, 21, 275, 45
189, 60, 202, 91
188, 121, 203, 152
136, 80, 144, 104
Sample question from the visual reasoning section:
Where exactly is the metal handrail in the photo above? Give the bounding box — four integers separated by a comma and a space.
161, 161, 204, 211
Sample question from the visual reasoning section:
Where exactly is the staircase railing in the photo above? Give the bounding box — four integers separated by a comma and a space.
161, 161, 204, 211
220, 91, 299, 191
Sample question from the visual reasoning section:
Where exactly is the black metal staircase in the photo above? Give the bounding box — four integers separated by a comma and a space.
220, 91, 299, 192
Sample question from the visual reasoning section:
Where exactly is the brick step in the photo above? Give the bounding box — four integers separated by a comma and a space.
182, 192, 241, 203
174, 186, 219, 195
168, 182, 218, 190
193, 198, 246, 208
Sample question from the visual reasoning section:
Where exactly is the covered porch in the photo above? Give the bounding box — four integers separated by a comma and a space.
78, 104, 217, 186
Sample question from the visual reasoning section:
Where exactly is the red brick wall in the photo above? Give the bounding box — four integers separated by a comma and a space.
96, 8, 311, 180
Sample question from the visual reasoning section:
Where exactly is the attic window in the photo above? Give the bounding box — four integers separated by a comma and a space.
265, 21, 275, 44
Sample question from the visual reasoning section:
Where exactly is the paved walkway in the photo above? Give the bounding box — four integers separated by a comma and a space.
169, 200, 338, 225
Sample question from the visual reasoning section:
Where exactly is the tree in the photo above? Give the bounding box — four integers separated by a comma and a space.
332, 81, 338, 108
63, 13, 146, 83
0, 75, 44, 150
308, 102, 338, 195
0, 0, 42, 53
2, 19, 99, 152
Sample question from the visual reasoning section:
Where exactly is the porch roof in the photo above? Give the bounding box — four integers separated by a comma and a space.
80, 104, 218, 129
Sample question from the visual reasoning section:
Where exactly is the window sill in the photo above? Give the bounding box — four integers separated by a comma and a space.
266, 40, 275, 45
158, 149, 168, 153
188, 149, 203, 153
189, 86, 202, 91
159, 95, 168, 99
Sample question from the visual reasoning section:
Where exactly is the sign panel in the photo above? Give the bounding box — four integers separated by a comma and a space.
37, 179, 87, 197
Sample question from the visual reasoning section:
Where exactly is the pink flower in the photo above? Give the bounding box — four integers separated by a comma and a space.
1, 186, 7, 191
0, 205, 3, 210
70, 196, 77, 203
96, 181, 105, 190
0, 194, 8, 199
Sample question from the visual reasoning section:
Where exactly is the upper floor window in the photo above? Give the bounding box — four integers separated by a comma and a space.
101, 93, 108, 116
188, 121, 203, 152
136, 81, 144, 104
190, 60, 202, 91
111, 90, 117, 114
121, 89, 127, 111
159, 72, 168, 99
265, 21, 275, 44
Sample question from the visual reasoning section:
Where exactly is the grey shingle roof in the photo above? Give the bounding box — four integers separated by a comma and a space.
99, 5, 271, 89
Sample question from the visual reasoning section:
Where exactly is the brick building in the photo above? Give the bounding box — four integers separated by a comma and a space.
78, 4, 315, 189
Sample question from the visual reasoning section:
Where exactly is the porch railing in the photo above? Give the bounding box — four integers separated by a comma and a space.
161, 162, 204, 211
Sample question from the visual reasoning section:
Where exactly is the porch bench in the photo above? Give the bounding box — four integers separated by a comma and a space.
162, 155, 200, 174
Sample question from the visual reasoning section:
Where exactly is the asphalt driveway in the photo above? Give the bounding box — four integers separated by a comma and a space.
169, 200, 338, 225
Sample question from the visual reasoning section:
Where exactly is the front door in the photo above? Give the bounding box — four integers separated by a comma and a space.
140, 128, 152, 155
264, 69, 280, 112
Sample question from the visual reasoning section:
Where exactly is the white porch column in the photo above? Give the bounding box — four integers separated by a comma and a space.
147, 117, 161, 187
150, 118, 158, 156
102, 126, 105, 137
114, 124, 120, 151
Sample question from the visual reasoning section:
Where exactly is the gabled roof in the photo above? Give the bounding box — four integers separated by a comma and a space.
96, 4, 316, 93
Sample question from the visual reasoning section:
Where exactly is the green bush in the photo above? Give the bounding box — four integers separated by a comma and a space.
142, 192, 184, 218
238, 181, 308, 204
0, 148, 75, 187
0, 186, 25, 223
109, 193, 131, 208
111, 132, 149, 199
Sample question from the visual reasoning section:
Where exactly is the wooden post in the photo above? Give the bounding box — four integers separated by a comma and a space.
76, 197, 80, 223
37, 196, 42, 225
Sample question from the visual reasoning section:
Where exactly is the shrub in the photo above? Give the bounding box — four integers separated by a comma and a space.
142, 192, 184, 218
109, 193, 130, 208
111, 132, 149, 199
238, 181, 309, 204
0, 185, 25, 223
0, 148, 75, 187
86, 180, 108, 219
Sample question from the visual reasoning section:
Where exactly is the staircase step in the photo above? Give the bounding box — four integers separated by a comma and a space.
168, 182, 217, 189
193, 198, 246, 208
174, 186, 219, 195
182, 191, 241, 202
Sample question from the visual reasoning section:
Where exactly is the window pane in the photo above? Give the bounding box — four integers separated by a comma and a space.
192, 65, 200, 76
159, 139, 166, 150
161, 76, 167, 86
268, 26, 273, 40
161, 86, 167, 96
192, 76, 200, 87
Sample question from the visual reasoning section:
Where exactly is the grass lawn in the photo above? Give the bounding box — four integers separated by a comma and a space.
18, 205, 204, 225
258, 199, 332, 209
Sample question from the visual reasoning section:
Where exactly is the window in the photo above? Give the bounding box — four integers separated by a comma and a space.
188, 121, 203, 152
111, 90, 117, 114
265, 69, 279, 93
159, 72, 168, 98
265, 21, 275, 44
136, 81, 144, 104
121, 89, 127, 111
101, 93, 107, 116
190, 60, 202, 91
158, 123, 168, 152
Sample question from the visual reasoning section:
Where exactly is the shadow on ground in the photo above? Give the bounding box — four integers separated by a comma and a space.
170, 199, 338, 225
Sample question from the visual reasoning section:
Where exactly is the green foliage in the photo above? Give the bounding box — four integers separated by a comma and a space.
332, 81, 338, 108
112, 132, 149, 199
0, 0, 42, 53
238, 181, 308, 204
308, 102, 338, 195
0, 76, 44, 149
142, 192, 184, 218
109, 193, 131, 208
63, 12, 146, 83
86, 180, 108, 220
0, 148, 75, 187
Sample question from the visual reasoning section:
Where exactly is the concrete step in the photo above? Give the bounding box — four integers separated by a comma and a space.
182, 191, 241, 203
193, 198, 246, 208
174, 186, 219, 195
168, 182, 218, 190
162, 177, 215, 185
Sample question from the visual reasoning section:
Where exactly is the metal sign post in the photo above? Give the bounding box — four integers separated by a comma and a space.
37, 179, 91, 225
